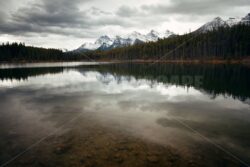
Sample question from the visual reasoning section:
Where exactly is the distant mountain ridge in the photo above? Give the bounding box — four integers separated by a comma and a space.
74, 30, 175, 53
74, 13, 250, 53
196, 13, 250, 33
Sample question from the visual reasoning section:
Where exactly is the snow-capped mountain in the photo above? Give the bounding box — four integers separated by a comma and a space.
196, 13, 250, 33
95, 35, 113, 50
163, 30, 175, 38
74, 35, 113, 52
196, 17, 228, 33
95, 35, 113, 46
145, 30, 174, 42
146, 30, 160, 42
74, 13, 250, 53
226, 17, 241, 27
241, 13, 250, 25
74, 29, 175, 52
110, 36, 132, 49
125, 31, 148, 44
78, 43, 99, 51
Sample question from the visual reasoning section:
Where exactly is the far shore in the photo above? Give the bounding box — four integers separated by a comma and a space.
98, 58, 250, 65
1, 58, 250, 65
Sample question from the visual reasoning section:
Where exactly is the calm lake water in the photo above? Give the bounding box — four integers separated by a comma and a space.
0, 62, 250, 167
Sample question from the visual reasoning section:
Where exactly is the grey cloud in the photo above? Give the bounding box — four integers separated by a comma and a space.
114, 5, 171, 28
11, 0, 89, 28
1, 0, 250, 49
116, 6, 139, 17
0, 1, 14, 21
0, 0, 130, 38
0, 11, 5, 22
141, 0, 250, 16
88, 7, 112, 16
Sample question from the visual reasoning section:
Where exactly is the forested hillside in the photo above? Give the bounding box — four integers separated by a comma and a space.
87, 24, 250, 61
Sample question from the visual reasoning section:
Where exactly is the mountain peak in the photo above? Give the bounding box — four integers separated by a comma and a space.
226, 17, 241, 27
126, 31, 146, 44
210, 17, 227, 25
242, 13, 250, 22
213, 17, 223, 21
96, 35, 112, 41
76, 42, 100, 52
114, 35, 122, 39
99, 35, 111, 39
95, 35, 113, 45
146, 30, 160, 41
148, 30, 159, 35
131, 31, 141, 35
74, 29, 176, 52
162, 30, 175, 38
196, 17, 228, 33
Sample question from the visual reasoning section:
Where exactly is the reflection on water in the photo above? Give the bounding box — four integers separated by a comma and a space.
0, 63, 249, 167
0, 62, 103, 69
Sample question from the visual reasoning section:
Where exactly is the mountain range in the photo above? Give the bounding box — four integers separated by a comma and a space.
74, 30, 175, 53
196, 13, 250, 33
74, 13, 250, 53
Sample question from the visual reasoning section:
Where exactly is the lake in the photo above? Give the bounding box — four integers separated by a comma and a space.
0, 62, 249, 167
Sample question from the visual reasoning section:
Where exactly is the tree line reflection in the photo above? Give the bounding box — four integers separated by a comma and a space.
0, 63, 249, 101
89, 63, 250, 101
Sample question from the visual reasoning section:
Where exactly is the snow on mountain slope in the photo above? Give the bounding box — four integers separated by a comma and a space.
241, 13, 250, 25
109, 36, 132, 49
95, 35, 113, 46
75, 29, 175, 52
196, 13, 250, 33
162, 30, 175, 38
226, 17, 241, 27
146, 30, 160, 42
78, 43, 99, 50
125, 31, 148, 44
75, 35, 113, 52
196, 17, 229, 33
74, 12, 250, 53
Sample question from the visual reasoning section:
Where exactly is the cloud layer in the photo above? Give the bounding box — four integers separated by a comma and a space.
0, 0, 249, 49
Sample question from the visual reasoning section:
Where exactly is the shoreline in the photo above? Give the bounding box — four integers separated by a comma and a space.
98, 58, 250, 65
1, 58, 250, 65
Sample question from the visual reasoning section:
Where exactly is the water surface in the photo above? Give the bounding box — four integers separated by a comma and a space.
0, 63, 250, 167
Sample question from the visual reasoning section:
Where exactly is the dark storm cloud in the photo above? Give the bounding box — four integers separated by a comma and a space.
141, 0, 250, 15
12, 0, 89, 27
0, 0, 86, 36
0, 0, 129, 38
1, 0, 249, 37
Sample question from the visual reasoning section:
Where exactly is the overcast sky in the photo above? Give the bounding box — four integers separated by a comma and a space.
0, 0, 249, 50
